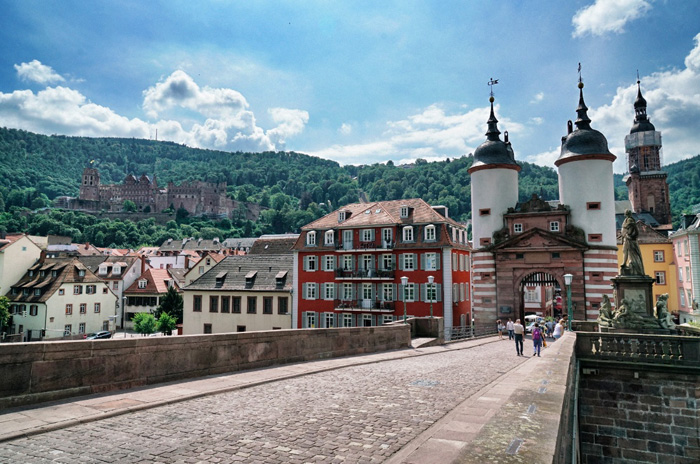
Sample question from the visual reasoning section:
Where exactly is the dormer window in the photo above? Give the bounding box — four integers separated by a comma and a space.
78, 270, 86, 277
514, 223, 523, 234
403, 226, 414, 242
34, 289, 41, 296
549, 221, 560, 232
307, 231, 317, 246
275, 270, 288, 289
215, 271, 227, 288
113, 266, 121, 275
245, 271, 257, 289
324, 230, 334, 246
338, 211, 348, 222
40, 271, 46, 277
28, 270, 34, 277
52, 270, 58, 277
424, 225, 436, 241
138, 279, 147, 289
99, 266, 108, 275
400, 205, 409, 218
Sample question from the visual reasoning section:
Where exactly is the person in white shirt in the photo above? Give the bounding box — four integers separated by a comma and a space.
512, 319, 525, 356
506, 318, 514, 340
553, 320, 564, 340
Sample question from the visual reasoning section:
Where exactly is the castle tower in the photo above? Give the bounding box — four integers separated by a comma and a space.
79, 167, 100, 201
468, 93, 520, 325
624, 80, 671, 227
468, 96, 520, 248
555, 80, 617, 320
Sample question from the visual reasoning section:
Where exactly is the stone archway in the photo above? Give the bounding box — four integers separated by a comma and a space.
514, 270, 563, 322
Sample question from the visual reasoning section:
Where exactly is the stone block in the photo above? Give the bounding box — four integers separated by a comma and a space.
672, 415, 696, 428
0, 362, 32, 397
621, 449, 658, 462
617, 437, 647, 451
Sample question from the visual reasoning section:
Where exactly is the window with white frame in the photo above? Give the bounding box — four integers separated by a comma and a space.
324, 313, 336, 328
680, 291, 686, 307
381, 254, 393, 271
324, 230, 334, 245
687, 290, 693, 307
679, 268, 684, 281
424, 252, 438, 270
402, 226, 414, 242
464, 283, 470, 301
304, 283, 318, 299
362, 283, 373, 300
453, 283, 460, 302
307, 231, 316, 246
323, 255, 335, 271
655, 271, 666, 285
453, 253, 458, 271
94, 303, 100, 313
653, 250, 664, 262
514, 223, 523, 233
74, 285, 82, 294
382, 283, 394, 301
424, 224, 436, 241
382, 315, 394, 325
342, 314, 353, 327
549, 221, 560, 232
79, 323, 86, 334
138, 280, 147, 289
361, 229, 374, 242
525, 288, 540, 302
362, 254, 373, 271
342, 255, 353, 270
342, 283, 353, 300
64, 325, 72, 336
304, 255, 318, 271
323, 283, 335, 300
304, 312, 317, 328
400, 206, 409, 218
426, 283, 438, 302
382, 228, 392, 245
403, 283, 416, 302
403, 253, 415, 271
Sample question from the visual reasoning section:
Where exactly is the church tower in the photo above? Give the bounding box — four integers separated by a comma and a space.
624, 80, 671, 227
468, 95, 520, 248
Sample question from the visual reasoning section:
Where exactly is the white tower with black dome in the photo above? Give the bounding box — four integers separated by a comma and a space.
468, 95, 521, 248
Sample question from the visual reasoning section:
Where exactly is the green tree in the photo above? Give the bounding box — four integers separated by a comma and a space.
132, 312, 157, 335
123, 200, 137, 212
0, 295, 10, 331
155, 312, 177, 335
155, 286, 184, 323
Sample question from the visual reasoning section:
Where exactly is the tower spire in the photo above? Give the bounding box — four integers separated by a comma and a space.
486, 78, 501, 140
574, 63, 592, 130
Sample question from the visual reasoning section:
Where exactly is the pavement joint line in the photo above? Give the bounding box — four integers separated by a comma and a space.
0, 336, 503, 444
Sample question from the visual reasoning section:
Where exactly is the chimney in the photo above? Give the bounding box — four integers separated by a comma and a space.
140, 255, 146, 274
184, 255, 189, 269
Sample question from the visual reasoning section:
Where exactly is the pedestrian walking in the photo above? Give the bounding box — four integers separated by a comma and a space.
532, 323, 543, 356
506, 318, 514, 340
553, 319, 564, 340
546, 319, 554, 338
513, 318, 524, 356
497, 319, 505, 340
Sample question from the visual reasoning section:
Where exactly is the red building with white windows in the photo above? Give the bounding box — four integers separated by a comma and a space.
292, 199, 471, 332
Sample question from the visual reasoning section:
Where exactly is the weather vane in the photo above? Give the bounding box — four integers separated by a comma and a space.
636, 69, 640, 84
488, 77, 499, 99
578, 63, 582, 85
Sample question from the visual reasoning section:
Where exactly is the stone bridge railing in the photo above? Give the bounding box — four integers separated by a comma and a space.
575, 331, 700, 366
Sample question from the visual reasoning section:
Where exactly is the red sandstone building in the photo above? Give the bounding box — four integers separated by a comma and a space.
292, 199, 471, 331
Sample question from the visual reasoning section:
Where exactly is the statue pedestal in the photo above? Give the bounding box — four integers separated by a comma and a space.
611, 274, 655, 318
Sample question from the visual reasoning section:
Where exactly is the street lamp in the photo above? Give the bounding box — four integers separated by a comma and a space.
401, 276, 408, 324
428, 275, 435, 318
564, 273, 573, 331
122, 296, 128, 338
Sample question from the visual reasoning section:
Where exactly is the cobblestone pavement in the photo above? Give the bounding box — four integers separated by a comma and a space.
0, 340, 526, 463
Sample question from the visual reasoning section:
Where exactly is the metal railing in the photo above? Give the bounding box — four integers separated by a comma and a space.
576, 332, 700, 366
444, 323, 498, 341
333, 299, 395, 312
335, 268, 395, 279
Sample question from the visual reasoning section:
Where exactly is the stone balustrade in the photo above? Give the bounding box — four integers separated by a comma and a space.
575, 331, 700, 366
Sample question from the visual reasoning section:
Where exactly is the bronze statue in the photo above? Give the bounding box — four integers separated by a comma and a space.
621, 210, 645, 275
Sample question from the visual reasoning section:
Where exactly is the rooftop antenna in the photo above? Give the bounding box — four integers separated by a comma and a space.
578, 62, 583, 86
488, 77, 499, 100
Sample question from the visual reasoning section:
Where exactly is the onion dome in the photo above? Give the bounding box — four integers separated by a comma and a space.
630, 80, 656, 134
469, 97, 520, 173
556, 82, 615, 167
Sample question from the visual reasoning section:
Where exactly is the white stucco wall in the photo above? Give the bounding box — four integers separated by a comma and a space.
471, 168, 519, 247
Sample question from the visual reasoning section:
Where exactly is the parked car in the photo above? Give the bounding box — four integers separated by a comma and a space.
85, 331, 112, 340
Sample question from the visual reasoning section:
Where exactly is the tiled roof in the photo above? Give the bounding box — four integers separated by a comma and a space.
168, 268, 189, 287
0, 234, 24, 252
6, 257, 104, 303
125, 269, 175, 295
184, 254, 293, 292
222, 237, 257, 249
78, 256, 140, 280
616, 220, 671, 245
248, 237, 297, 255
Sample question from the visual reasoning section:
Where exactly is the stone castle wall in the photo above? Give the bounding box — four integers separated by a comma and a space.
578, 365, 699, 463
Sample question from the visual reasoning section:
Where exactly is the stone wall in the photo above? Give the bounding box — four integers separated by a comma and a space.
0, 325, 410, 410
578, 366, 700, 464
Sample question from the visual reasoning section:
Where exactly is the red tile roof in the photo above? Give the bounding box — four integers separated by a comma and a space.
125, 268, 175, 295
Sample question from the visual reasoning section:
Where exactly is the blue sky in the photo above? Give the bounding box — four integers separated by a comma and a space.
0, 0, 699, 173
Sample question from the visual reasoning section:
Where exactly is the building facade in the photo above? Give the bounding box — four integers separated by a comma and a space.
6, 257, 117, 340
670, 217, 700, 324
470, 83, 618, 325
182, 254, 293, 334
292, 199, 471, 330
0, 234, 42, 295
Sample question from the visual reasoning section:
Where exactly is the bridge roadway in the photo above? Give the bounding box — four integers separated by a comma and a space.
0, 334, 572, 463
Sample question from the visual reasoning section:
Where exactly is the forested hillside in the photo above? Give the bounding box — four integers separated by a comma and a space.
0, 126, 698, 248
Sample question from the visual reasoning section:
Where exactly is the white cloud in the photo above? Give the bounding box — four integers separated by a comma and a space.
531, 92, 544, 104
311, 103, 524, 165
572, 0, 652, 38
530, 117, 544, 125
338, 123, 352, 135
527, 147, 561, 167
14, 60, 66, 85
0, 67, 308, 153
588, 33, 700, 172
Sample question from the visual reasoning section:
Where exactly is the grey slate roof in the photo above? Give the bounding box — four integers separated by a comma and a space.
184, 254, 293, 292
248, 237, 297, 255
